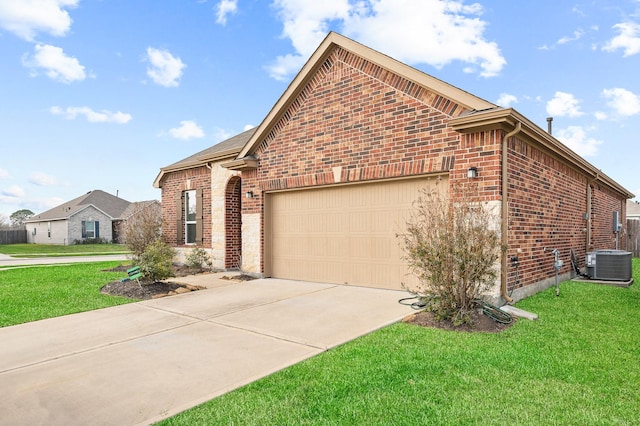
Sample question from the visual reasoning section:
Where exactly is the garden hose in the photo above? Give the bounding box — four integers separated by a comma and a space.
399, 296, 513, 324
398, 296, 426, 310
476, 299, 513, 324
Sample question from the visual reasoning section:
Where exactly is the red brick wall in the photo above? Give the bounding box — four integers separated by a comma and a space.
159, 166, 212, 248
504, 134, 627, 291
592, 184, 627, 249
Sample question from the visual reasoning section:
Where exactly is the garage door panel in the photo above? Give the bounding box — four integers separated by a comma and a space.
267, 176, 446, 289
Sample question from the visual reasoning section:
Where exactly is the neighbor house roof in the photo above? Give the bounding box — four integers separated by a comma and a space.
119, 200, 160, 221
224, 31, 496, 170
25, 190, 131, 222
153, 128, 256, 188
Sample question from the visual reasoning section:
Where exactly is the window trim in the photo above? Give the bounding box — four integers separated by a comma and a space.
184, 190, 197, 244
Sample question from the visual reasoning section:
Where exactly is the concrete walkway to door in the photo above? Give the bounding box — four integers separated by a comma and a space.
0, 276, 413, 426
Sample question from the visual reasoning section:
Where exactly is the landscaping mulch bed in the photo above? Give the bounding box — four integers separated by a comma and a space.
100, 264, 209, 300
403, 309, 515, 333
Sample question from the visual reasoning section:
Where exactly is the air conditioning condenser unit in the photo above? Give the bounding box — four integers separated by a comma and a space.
586, 250, 632, 281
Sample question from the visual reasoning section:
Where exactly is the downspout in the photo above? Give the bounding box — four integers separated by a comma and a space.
586, 173, 599, 253
501, 121, 522, 304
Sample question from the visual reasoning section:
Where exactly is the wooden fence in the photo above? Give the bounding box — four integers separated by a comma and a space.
0, 229, 27, 245
628, 219, 640, 258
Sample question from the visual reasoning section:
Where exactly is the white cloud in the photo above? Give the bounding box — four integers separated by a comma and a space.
496, 93, 517, 107
0, 168, 8, 179
594, 111, 608, 121
50, 106, 132, 123
603, 22, 640, 56
555, 126, 602, 157
546, 91, 584, 117
602, 87, 640, 117
22, 43, 87, 83
169, 120, 205, 140
0, 0, 78, 41
243, 124, 255, 131
557, 29, 584, 45
216, 0, 237, 25
29, 172, 58, 186
267, 0, 506, 81
1, 185, 25, 198
146, 47, 186, 87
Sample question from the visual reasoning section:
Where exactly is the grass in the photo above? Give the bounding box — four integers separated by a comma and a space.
160, 259, 640, 425
0, 243, 130, 257
0, 261, 135, 327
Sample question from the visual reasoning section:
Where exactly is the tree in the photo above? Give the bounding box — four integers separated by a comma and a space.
10, 209, 34, 227
119, 202, 162, 262
397, 184, 501, 326
0, 214, 10, 229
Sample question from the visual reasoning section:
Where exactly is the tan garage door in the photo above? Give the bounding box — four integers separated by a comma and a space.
265, 175, 446, 289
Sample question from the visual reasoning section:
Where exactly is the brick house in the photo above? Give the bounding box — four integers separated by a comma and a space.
157, 32, 633, 303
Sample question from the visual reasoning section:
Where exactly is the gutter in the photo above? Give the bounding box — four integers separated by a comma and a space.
586, 173, 599, 253
501, 121, 522, 304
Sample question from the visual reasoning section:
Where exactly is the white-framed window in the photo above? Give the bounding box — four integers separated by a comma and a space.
82, 220, 99, 239
185, 190, 196, 244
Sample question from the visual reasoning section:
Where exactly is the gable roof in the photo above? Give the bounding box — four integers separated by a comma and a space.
226, 31, 495, 168
153, 128, 256, 188
26, 190, 131, 222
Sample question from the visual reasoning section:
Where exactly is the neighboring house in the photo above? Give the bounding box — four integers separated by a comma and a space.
26, 190, 131, 245
627, 200, 640, 220
156, 32, 633, 303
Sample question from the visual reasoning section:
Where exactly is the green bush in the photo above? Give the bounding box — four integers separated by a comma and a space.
185, 246, 213, 270
138, 239, 175, 282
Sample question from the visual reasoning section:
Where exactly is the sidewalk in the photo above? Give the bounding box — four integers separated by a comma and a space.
0, 253, 129, 268
0, 276, 413, 425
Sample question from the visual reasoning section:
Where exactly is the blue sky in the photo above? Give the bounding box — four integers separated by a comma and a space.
1, 0, 639, 220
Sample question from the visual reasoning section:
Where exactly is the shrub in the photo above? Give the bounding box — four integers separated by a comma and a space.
397, 184, 501, 325
138, 239, 175, 282
73, 237, 109, 245
185, 246, 213, 270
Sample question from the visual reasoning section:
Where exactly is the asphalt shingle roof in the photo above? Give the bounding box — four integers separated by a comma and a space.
27, 190, 131, 222
161, 127, 256, 171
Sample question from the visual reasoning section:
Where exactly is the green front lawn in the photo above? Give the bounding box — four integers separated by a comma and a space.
160, 259, 640, 425
0, 261, 135, 327
0, 243, 129, 257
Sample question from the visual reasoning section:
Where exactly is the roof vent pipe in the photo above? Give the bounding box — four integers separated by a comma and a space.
546, 117, 553, 135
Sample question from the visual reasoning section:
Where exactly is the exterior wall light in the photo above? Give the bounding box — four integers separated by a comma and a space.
467, 167, 479, 178
245, 191, 254, 198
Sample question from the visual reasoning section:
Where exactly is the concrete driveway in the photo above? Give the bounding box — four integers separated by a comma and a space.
0, 276, 413, 425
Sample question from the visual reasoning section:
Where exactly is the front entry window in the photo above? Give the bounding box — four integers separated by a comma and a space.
185, 190, 196, 244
